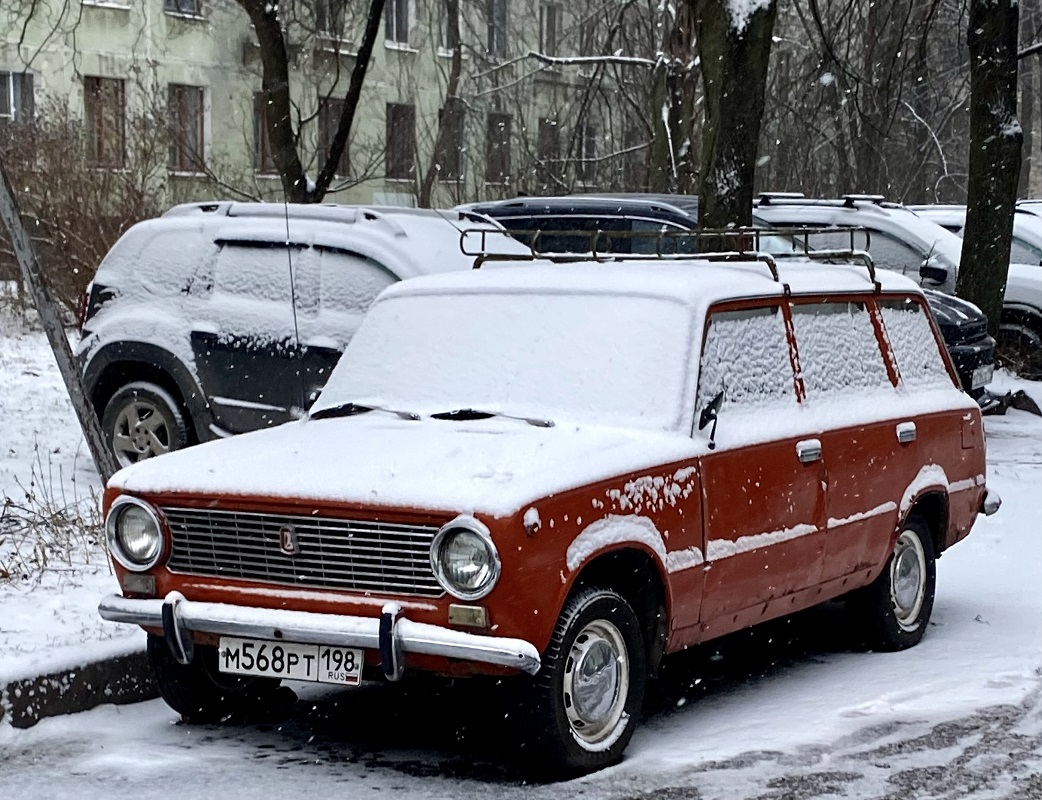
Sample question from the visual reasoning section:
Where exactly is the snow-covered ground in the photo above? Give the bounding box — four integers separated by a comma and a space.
0, 315, 1040, 797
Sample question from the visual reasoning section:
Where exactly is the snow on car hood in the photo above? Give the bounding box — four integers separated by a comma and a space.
109, 414, 701, 518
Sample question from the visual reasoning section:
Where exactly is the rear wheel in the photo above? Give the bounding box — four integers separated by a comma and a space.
516, 587, 646, 777
997, 319, 1042, 380
848, 516, 936, 651
101, 381, 189, 468
147, 634, 286, 722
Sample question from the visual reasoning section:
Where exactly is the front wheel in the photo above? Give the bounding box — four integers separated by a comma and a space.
848, 516, 936, 651
101, 381, 189, 468
516, 587, 647, 777
147, 635, 285, 722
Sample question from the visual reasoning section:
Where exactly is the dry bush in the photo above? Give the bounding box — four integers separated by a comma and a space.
0, 98, 171, 314
0, 446, 104, 586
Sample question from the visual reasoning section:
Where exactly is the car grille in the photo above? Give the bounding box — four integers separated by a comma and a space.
162, 507, 444, 597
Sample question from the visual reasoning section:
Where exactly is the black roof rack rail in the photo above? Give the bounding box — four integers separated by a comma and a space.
841, 193, 887, 208
757, 191, 806, 204
459, 225, 881, 290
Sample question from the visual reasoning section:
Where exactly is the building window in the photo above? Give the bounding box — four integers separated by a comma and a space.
539, 3, 558, 58
253, 92, 277, 174
385, 0, 409, 45
385, 102, 415, 180
318, 96, 349, 176
164, 0, 202, 16
577, 122, 597, 184
486, 112, 511, 184
316, 0, 347, 37
84, 76, 125, 168
440, 0, 459, 53
0, 70, 33, 124
538, 117, 559, 172
439, 102, 464, 180
487, 0, 507, 58
168, 84, 205, 172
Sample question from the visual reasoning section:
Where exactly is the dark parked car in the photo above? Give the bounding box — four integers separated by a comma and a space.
460, 194, 996, 399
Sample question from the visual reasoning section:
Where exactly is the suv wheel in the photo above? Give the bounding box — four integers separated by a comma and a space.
848, 516, 936, 651
997, 321, 1042, 380
516, 587, 647, 777
101, 381, 189, 467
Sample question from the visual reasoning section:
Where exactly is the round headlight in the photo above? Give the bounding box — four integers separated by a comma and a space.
106, 497, 164, 571
431, 516, 500, 600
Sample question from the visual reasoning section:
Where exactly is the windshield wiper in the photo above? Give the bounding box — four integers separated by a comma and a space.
430, 408, 554, 428
310, 402, 420, 421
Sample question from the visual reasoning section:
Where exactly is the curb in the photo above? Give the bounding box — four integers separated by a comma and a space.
1, 650, 157, 729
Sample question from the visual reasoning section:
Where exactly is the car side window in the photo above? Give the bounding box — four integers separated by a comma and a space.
696, 304, 796, 414
878, 297, 954, 389
862, 232, 924, 276
318, 249, 396, 315
214, 242, 297, 302
790, 301, 892, 398
1010, 236, 1042, 265
630, 220, 697, 254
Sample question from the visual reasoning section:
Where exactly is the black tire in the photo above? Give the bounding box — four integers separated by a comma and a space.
848, 516, 936, 651
147, 634, 284, 722
516, 587, 647, 777
997, 321, 1042, 380
101, 381, 189, 468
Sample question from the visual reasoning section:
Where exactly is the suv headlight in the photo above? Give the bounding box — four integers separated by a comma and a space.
106, 497, 165, 571
431, 515, 500, 600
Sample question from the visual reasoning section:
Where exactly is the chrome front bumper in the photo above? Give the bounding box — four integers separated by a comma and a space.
98, 593, 541, 678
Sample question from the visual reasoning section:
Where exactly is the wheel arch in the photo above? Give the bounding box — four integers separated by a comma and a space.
566, 546, 670, 675
83, 342, 211, 445
902, 490, 949, 557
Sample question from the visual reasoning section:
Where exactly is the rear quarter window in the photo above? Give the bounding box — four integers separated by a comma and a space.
878, 297, 953, 389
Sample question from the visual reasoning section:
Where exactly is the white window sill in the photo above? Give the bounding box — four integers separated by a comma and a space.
168, 169, 208, 177
255, 172, 281, 180
316, 38, 358, 56
384, 176, 416, 184
384, 40, 418, 54
81, 1, 130, 10
164, 10, 205, 21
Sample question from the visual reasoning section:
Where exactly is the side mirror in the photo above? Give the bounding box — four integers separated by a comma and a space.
699, 389, 725, 451
920, 261, 949, 285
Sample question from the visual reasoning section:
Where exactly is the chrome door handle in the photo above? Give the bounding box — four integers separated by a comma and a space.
796, 438, 822, 463
896, 421, 917, 444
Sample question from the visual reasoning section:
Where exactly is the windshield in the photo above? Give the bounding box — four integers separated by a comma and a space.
311, 290, 694, 431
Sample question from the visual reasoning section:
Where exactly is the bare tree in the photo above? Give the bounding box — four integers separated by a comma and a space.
692, 0, 777, 227
958, 0, 1022, 335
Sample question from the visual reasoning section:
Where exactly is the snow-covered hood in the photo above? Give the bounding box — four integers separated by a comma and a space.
109, 414, 701, 518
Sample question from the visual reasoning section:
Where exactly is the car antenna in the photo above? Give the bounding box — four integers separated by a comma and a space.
283, 186, 307, 415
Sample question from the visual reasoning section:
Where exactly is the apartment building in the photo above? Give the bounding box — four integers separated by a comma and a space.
0, 0, 653, 208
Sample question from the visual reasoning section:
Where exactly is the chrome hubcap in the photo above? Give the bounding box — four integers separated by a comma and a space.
112, 401, 172, 466
891, 530, 926, 629
563, 619, 629, 748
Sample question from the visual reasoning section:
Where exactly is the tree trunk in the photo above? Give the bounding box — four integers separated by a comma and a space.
958, 0, 1022, 336
1019, 57, 1034, 197
419, 0, 463, 207
0, 156, 118, 482
648, 5, 698, 193
693, 0, 778, 228
237, 0, 385, 203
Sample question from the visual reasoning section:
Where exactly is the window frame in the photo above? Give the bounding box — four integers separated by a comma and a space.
84, 76, 126, 169
385, 102, 416, 181
487, 0, 508, 58
317, 95, 350, 177
253, 92, 278, 175
167, 83, 206, 173
539, 3, 559, 58
163, 0, 203, 17
384, 0, 411, 46
485, 112, 512, 185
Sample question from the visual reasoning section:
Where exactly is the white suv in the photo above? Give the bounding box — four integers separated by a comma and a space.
76, 202, 527, 466
755, 194, 1042, 377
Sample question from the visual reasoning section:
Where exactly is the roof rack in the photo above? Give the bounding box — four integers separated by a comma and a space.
458, 225, 881, 290
841, 193, 887, 208
757, 191, 806, 204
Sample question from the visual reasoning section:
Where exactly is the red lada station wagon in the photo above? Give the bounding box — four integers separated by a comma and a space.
98, 257, 998, 775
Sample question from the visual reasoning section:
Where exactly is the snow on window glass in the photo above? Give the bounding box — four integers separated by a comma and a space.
214, 243, 296, 302
696, 305, 795, 413
879, 298, 952, 389
315, 291, 693, 431
320, 250, 395, 314
791, 301, 891, 398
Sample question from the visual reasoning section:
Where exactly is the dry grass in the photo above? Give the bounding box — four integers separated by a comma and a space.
0, 447, 105, 587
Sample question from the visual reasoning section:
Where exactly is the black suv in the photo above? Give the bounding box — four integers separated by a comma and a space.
459, 194, 996, 399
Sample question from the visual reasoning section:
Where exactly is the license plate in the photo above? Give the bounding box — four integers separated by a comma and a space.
218, 637, 362, 686
971, 364, 994, 389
